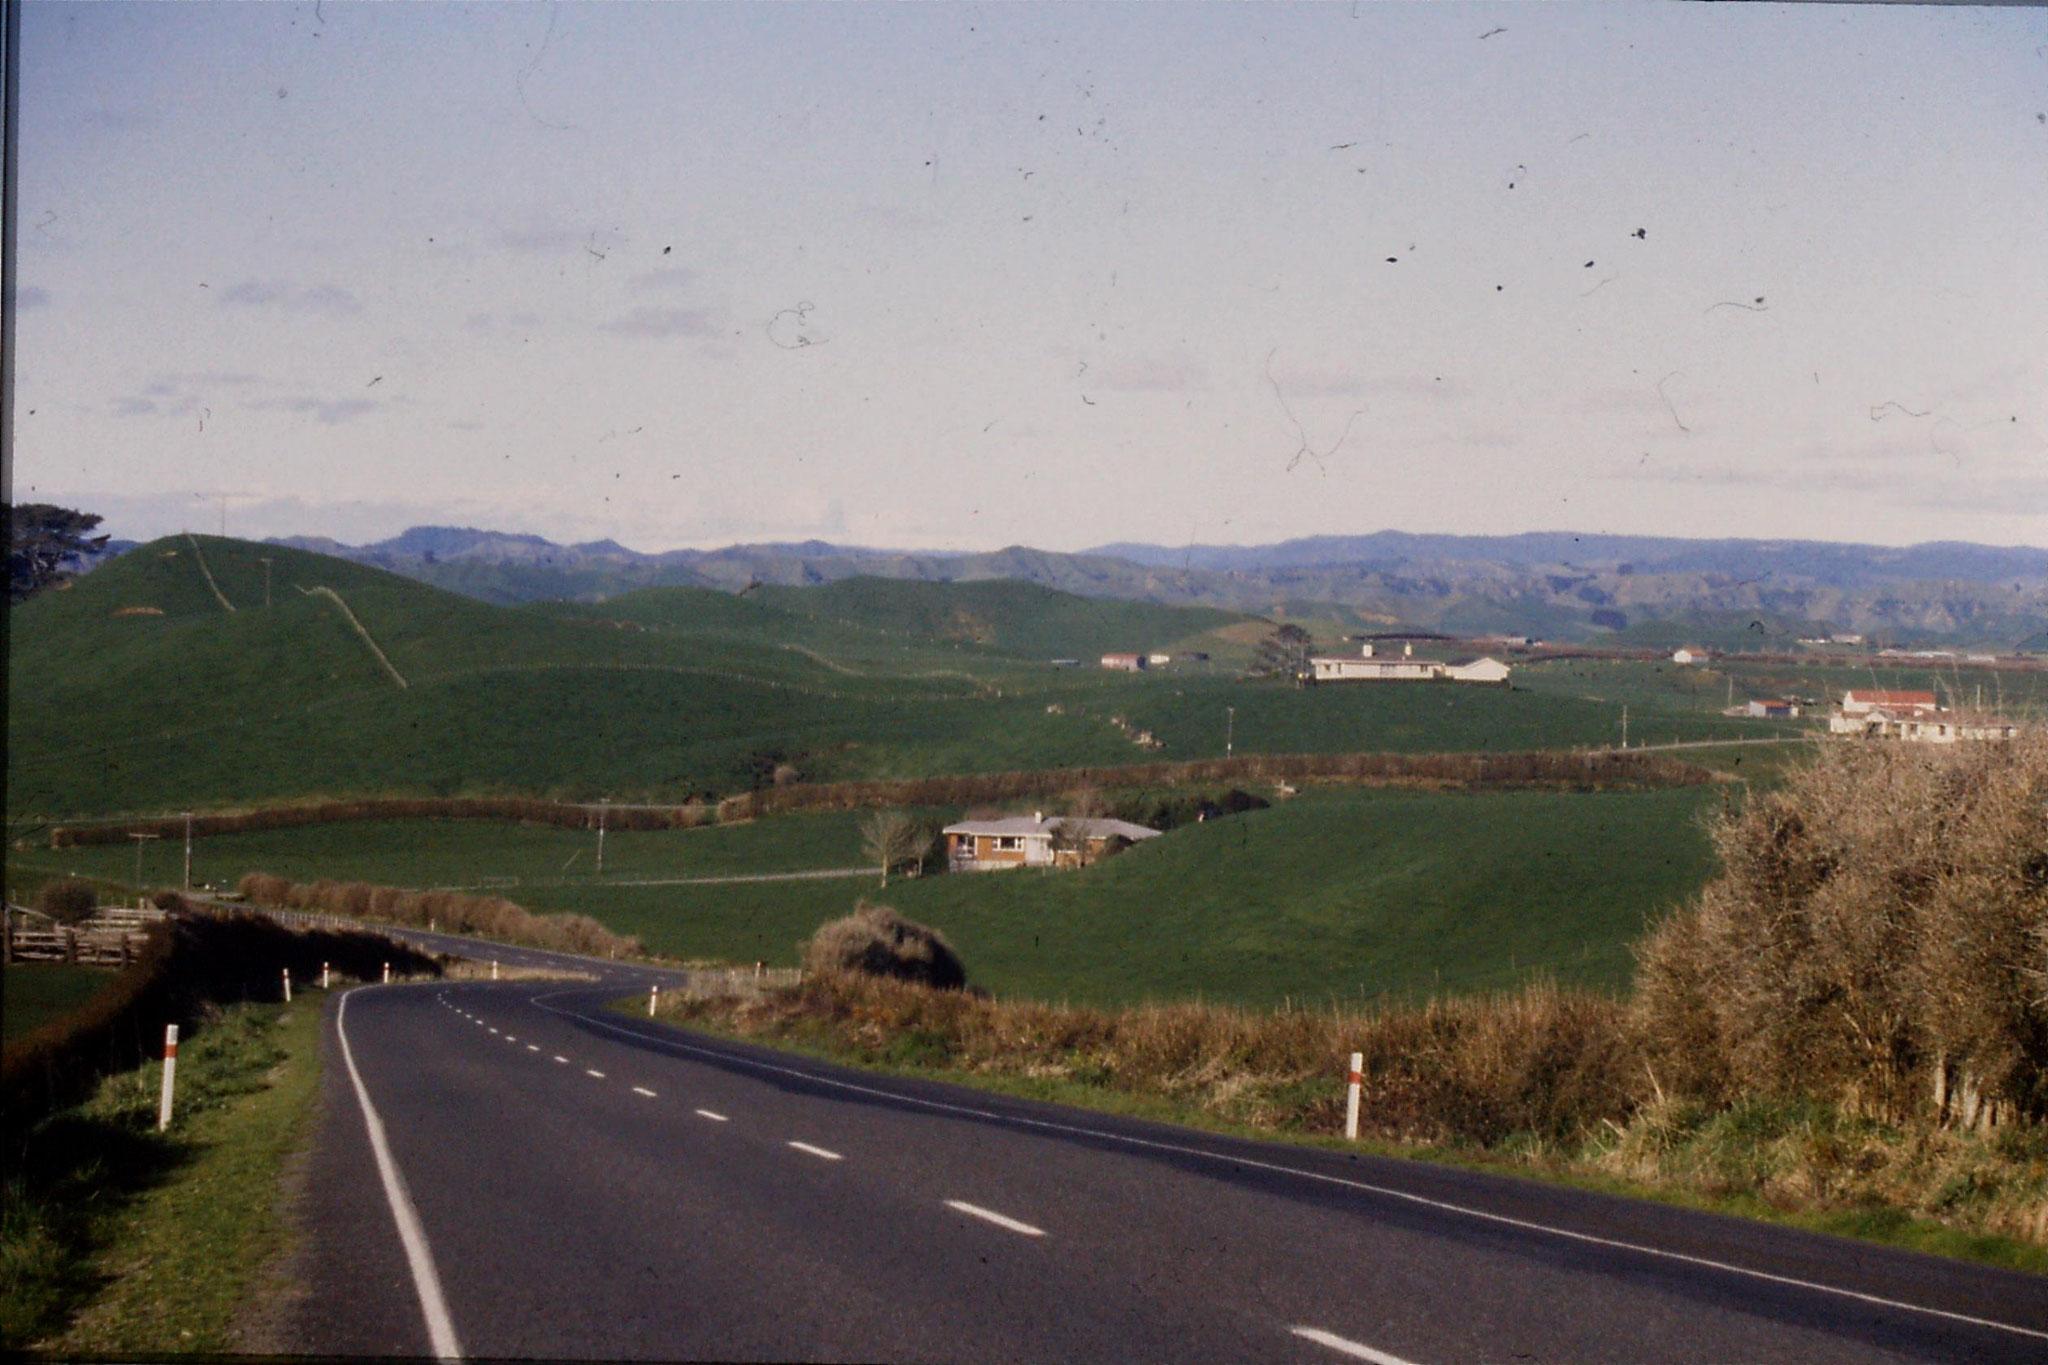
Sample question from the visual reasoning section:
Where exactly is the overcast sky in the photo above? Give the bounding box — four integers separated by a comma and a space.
10, 2, 2046, 553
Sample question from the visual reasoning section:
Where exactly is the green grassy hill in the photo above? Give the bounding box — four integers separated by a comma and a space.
11, 537, 1796, 820
6, 785, 1720, 1006
6, 540, 1266, 817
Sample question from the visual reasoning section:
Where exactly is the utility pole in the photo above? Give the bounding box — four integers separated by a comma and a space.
1621, 705, 1628, 750
182, 812, 193, 889
1225, 706, 1235, 759
258, 557, 273, 608
129, 832, 161, 893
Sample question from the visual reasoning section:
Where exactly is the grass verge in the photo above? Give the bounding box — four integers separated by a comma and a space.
633, 983, 2046, 1277
1, 997, 323, 1352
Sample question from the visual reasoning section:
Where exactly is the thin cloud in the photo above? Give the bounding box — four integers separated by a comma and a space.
247, 395, 380, 425
600, 307, 717, 339
217, 280, 363, 315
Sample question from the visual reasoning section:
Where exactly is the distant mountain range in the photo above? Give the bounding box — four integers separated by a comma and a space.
263, 526, 2048, 648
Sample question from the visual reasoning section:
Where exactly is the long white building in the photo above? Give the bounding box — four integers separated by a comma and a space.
1309, 642, 1511, 685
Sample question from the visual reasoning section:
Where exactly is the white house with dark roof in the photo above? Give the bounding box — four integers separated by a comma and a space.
943, 812, 1161, 871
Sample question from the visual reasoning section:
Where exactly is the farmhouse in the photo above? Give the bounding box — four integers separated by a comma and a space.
1744, 699, 1800, 719
1100, 653, 1147, 672
1671, 646, 1711, 666
1827, 689, 2017, 743
944, 812, 1161, 871
1309, 642, 1511, 685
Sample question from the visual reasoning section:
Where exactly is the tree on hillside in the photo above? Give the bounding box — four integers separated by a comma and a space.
9, 504, 110, 604
860, 810, 934, 888
1250, 623, 1316, 681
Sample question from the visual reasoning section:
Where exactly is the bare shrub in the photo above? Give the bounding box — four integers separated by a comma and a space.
1637, 733, 2048, 1129
802, 903, 967, 990
35, 878, 97, 924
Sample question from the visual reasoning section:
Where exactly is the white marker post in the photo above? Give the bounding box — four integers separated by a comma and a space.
648, 984, 660, 1017
321, 961, 330, 989
282, 968, 292, 1002
158, 1025, 179, 1131
491, 960, 500, 981
382, 961, 391, 984
1344, 1052, 1363, 1141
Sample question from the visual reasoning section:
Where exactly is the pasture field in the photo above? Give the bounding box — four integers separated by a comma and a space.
9, 785, 1723, 1007
7, 535, 1804, 819
1514, 654, 2048, 722
1, 964, 120, 1040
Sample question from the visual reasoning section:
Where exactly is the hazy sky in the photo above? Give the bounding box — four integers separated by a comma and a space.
10, 2, 2046, 553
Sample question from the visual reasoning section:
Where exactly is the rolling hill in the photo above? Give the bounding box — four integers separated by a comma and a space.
5, 537, 1282, 818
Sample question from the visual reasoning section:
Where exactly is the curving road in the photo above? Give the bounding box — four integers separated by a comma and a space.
274, 930, 2046, 1363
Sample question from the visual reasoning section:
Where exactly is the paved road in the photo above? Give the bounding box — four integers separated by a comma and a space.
279, 936, 2046, 1363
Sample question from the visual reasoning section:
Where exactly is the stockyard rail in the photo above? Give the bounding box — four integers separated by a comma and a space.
3, 903, 164, 966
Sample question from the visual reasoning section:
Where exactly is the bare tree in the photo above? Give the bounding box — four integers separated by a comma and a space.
1050, 788, 1108, 867
859, 811, 932, 887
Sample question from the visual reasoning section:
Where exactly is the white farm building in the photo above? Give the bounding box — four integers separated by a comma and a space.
1309, 642, 1510, 685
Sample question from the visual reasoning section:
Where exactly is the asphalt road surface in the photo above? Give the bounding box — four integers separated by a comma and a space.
276, 930, 2046, 1363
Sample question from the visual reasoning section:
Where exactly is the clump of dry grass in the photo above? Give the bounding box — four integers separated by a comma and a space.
1636, 733, 2048, 1131
802, 903, 967, 990
236, 873, 643, 960
672, 968, 1634, 1145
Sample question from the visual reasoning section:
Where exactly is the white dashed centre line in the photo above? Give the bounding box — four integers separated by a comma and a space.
586, 1069, 606, 1079
787, 1141, 843, 1161
487, 1028, 499, 1035
1289, 1327, 1421, 1365
694, 1109, 729, 1122
553, 1055, 569, 1064
504, 1036, 517, 1042
631, 1086, 657, 1098
943, 1200, 1045, 1237
527, 1044, 540, 1052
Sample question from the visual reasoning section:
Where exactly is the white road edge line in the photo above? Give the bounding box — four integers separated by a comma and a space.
694, 1109, 729, 1122
944, 1200, 1045, 1238
632, 1086, 657, 1098
788, 1141, 843, 1161
337, 990, 464, 1362
536, 992, 2048, 1346
1289, 1327, 1419, 1365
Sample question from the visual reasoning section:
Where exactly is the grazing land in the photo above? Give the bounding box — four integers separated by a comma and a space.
11, 786, 1723, 1007
9, 535, 1818, 821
